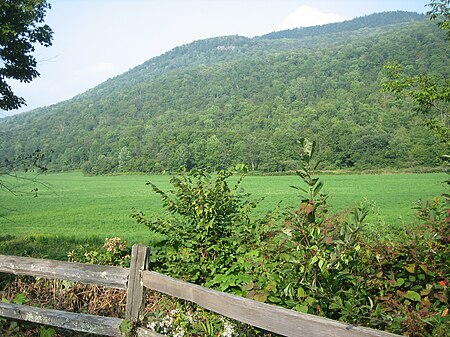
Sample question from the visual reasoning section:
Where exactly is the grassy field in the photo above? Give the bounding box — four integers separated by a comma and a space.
0, 172, 447, 248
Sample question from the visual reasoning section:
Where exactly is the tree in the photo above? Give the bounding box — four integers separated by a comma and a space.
382, 0, 449, 144
0, 1, 53, 201
0, 0, 53, 110
428, 0, 450, 37
382, 0, 449, 194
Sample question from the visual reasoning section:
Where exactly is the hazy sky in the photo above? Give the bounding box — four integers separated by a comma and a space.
2, 0, 429, 117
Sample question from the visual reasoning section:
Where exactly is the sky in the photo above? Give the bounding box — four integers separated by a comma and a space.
2, 0, 429, 117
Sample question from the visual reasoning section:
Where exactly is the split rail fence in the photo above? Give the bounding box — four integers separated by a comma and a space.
0, 244, 399, 337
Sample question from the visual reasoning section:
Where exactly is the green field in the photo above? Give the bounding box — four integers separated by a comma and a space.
0, 172, 447, 245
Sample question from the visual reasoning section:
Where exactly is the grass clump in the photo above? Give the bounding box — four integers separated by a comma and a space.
0, 235, 103, 260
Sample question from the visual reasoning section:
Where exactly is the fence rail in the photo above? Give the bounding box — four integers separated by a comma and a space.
0, 254, 128, 289
0, 244, 399, 337
0, 302, 125, 336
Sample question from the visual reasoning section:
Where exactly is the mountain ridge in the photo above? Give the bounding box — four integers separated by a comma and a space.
1, 11, 426, 116
74, 11, 427, 104
0, 11, 447, 174
259, 11, 425, 39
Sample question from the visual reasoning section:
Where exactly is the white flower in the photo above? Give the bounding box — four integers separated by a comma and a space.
161, 313, 174, 328
147, 321, 157, 331
222, 320, 236, 337
173, 325, 185, 337
186, 312, 194, 324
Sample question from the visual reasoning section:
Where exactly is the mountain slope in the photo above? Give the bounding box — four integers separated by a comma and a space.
260, 11, 425, 39
0, 12, 448, 174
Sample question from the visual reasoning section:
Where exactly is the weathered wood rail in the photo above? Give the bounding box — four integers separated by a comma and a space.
0, 244, 399, 337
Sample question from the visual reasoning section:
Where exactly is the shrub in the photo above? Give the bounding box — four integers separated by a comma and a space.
126, 138, 449, 336
132, 168, 258, 284
67, 237, 131, 267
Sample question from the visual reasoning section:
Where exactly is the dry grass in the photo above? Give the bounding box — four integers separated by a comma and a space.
1, 275, 168, 336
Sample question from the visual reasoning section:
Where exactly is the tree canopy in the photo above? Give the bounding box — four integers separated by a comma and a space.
0, 0, 53, 110
383, 1, 449, 144
427, 0, 450, 37
0, 12, 448, 174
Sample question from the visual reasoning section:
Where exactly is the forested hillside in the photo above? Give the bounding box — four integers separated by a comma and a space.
0, 11, 448, 174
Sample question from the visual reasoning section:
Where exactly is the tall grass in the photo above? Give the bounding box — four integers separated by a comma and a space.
0, 172, 446, 251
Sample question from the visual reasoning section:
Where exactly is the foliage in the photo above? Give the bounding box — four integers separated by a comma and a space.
0, 170, 448, 336
144, 297, 273, 337
0, 145, 448, 336
261, 11, 425, 39
0, 318, 20, 336
1, 239, 275, 337
217, 140, 371, 321
130, 139, 449, 336
67, 237, 131, 267
374, 6, 450, 333
363, 199, 450, 336
120, 319, 133, 337
0, 13, 447, 173
39, 327, 56, 337
290, 138, 325, 224
427, 0, 450, 37
132, 168, 258, 283
382, 1, 449, 145
382, 61, 449, 143
0, 0, 53, 110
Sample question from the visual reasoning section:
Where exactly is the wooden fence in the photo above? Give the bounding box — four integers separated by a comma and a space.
0, 244, 399, 337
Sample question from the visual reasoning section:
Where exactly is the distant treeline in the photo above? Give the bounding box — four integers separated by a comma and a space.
260, 11, 425, 39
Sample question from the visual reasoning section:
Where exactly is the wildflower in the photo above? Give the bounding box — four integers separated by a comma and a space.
160, 311, 175, 334
222, 319, 236, 337
186, 312, 194, 324
103, 237, 127, 254
173, 325, 185, 337
147, 321, 157, 331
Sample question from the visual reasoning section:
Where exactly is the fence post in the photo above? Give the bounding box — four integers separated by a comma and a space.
125, 244, 150, 323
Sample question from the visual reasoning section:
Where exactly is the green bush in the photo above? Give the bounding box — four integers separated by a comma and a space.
132, 168, 259, 284
67, 237, 131, 267
133, 138, 449, 336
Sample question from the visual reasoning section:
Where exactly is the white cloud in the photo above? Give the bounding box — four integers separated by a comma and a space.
277, 5, 345, 30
